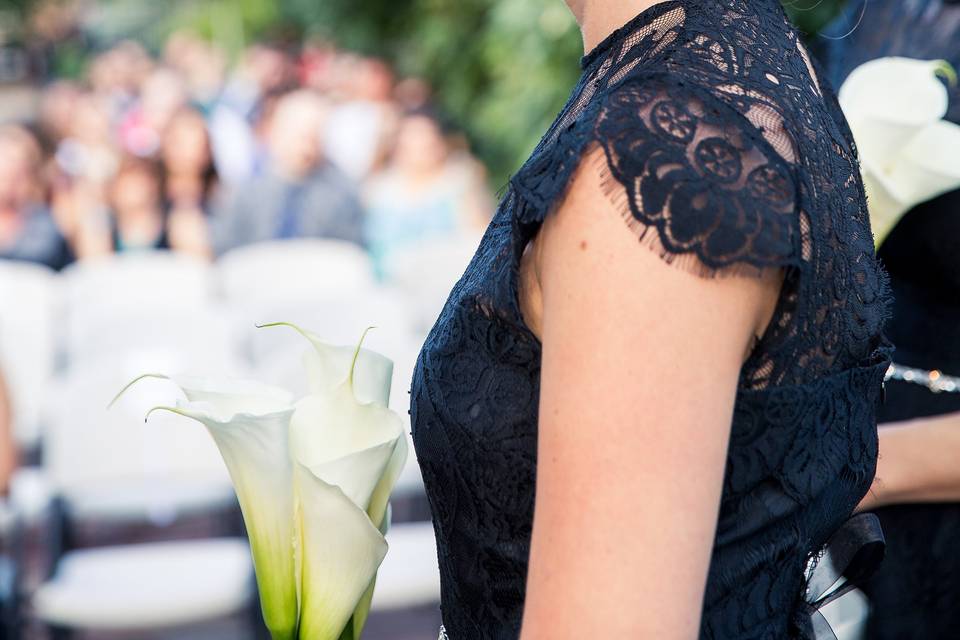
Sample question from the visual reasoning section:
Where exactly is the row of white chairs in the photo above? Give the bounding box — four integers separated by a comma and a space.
0, 238, 474, 636
1, 237, 477, 448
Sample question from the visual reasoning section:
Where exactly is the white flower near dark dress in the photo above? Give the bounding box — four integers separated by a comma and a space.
838, 56, 960, 246
113, 325, 407, 640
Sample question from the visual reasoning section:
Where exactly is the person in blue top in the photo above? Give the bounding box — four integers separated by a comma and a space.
210, 90, 365, 255
363, 108, 491, 281
0, 125, 70, 270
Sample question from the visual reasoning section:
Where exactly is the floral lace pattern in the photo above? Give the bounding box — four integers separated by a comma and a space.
410, 0, 891, 638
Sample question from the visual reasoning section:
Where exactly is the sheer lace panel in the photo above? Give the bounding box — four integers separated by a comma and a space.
593, 75, 799, 276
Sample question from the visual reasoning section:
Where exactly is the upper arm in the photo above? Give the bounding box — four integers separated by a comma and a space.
521, 155, 779, 638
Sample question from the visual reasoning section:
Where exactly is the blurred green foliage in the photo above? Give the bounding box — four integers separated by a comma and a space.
9, 0, 848, 186
285, 0, 584, 189
280, 0, 847, 186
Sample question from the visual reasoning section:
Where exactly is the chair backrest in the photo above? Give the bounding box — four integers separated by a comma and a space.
64, 303, 243, 375
216, 239, 375, 307
245, 286, 420, 403
0, 260, 58, 448
60, 252, 212, 312
242, 285, 413, 360
42, 358, 233, 521
386, 233, 480, 333
61, 253, 214, 365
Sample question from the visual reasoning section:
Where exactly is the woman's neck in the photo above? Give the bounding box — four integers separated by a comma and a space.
568, 0, 669, 54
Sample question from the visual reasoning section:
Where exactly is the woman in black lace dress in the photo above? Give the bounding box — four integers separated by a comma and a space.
816, 1, 960, 637
410, 0, 892, 637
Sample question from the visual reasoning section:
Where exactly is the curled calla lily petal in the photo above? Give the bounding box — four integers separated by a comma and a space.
347, 503, 392, 640
111, 373, 293, 416
838, 57, 960, 247
291, 387, 402, 512
899, 119, 960, 197
839, 57, 950, 162
257, 322, 394, 406
139, 379, 298, 640
118, 324, 408, 640
287, 331, 406, 639
295, 462, 389, 640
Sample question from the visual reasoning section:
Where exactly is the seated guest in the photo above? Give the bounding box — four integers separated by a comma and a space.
324, 57, 399, 182
160, 107, 217, 258
160, 107, 220, 212
75, 156, 209, 259
364, 108, 491, 280
210, 89, 364, 254
74, 156, 166, 257
0, 125, 70, 270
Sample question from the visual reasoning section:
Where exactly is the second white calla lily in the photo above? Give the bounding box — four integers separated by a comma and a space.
115, 325, 408, 640
258, 322, 394, 406
838, 56, 960, 246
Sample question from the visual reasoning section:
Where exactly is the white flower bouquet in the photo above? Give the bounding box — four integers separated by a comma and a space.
838, 57, 960, 246
113, 323, 407, 640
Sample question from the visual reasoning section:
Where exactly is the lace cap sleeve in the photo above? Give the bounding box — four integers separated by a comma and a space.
514, 73, 803, 278
597, 74, 802, 276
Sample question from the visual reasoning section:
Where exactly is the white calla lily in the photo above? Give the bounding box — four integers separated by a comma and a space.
113, 375, 299, 640
283, 325, 408, 639
258, 322, 393, 406
838, 57, 960, 246
294, 462, 388, 640
114, 326, 408, 640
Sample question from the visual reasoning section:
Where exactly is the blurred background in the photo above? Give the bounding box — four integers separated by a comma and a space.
0, 0, 845, 638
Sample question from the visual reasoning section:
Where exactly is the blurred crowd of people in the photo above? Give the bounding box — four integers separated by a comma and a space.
0, 33, 493, 282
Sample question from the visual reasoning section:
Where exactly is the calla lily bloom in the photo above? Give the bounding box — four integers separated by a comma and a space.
114, 326, 408, 640
113, 375, 299, 639
838, 57, 960, 246
257, 322, 393, 406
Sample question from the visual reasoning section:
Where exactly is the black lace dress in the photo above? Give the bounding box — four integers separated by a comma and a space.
816, 1, 960, 638
410, 1, 891, 638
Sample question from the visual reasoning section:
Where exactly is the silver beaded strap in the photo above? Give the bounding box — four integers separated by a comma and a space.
886, 363, 960, 393
438, 625, 449, 640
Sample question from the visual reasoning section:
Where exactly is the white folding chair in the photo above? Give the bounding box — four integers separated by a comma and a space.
32, 360, 254, 635
244, 285, 415, 365
217, 238, 375, 307
0, 260, 58, 450
60, 252, 212, 313
61, 252, 215, 366
370, 521, 441, 611
41, 360, 234, 521
33, 539, 253, 631
387, 233, 480, 333
64, 303, 244, 376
